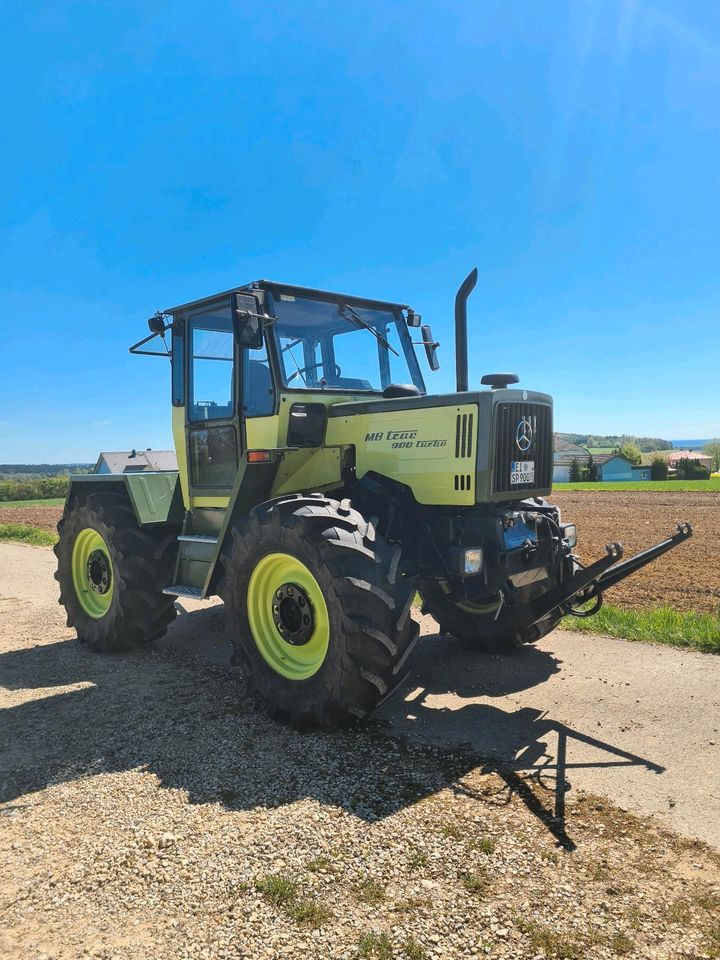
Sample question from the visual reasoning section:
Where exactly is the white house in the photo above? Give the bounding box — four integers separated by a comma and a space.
94, 450, 177, 474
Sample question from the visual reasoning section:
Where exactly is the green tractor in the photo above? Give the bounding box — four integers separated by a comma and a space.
55, 270, 692, 726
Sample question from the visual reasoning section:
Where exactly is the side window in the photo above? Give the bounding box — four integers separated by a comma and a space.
242, 335, 275, 416
189, 309, 234, 421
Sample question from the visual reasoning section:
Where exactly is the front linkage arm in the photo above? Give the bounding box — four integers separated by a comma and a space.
511, 522, 693, 633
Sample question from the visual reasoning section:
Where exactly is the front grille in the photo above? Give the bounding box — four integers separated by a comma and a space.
492, 402, 552, 495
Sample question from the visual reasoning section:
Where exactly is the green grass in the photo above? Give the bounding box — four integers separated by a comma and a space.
255, 872, 330, 927
459, 867, 490, 895
553, 478, 720, 491
0, 497, 65, 507
358, 932, 393, 959
563, 603, 720, 654
355, 878, 386, 904
0, 523, 57, 546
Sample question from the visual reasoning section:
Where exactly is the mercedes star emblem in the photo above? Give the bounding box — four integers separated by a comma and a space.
515, 418, 533, 452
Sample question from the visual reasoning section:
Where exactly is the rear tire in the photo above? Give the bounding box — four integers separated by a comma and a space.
416, 579, 562, 652
218, 493, 419, 728
54, 491, 179, 652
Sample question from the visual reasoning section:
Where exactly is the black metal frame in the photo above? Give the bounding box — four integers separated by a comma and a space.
512, 523, 693, 631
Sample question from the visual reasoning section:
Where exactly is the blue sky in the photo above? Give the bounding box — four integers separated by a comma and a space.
1, 0, 718, 462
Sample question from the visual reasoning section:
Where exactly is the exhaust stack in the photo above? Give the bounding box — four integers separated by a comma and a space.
454, 267, 478, 392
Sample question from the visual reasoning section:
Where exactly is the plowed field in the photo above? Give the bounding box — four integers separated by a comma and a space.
4, 491, 718, 612
553, 490, 718, 613
0, 506, 61, 533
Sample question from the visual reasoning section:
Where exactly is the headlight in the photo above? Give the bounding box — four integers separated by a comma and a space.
448, 546, 484, 575
561, 523, 577, 548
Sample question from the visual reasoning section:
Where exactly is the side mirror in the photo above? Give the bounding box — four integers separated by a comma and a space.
232, 293, 264, 349
147, 312, 168, 335
421, 324, 440, 371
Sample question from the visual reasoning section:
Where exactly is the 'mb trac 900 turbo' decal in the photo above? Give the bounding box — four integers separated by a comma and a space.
364, 429, 447, 450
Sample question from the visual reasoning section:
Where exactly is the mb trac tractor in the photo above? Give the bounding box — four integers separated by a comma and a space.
55, 270, 692, 727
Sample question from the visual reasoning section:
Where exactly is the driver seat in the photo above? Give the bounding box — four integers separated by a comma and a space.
245, 360, 273, 415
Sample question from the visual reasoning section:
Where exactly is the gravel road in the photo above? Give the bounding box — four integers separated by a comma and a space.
2, 541, 719, 960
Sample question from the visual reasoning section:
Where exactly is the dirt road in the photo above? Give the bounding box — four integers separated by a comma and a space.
2, 542, 720, 959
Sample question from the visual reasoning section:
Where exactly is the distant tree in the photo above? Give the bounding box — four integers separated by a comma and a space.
675, 457, 710, 481
582, 453, 599, 482
615, 442, 642, 466
568, 457, 583, 483
650, 455, 669, 481
703, 440, 720, 472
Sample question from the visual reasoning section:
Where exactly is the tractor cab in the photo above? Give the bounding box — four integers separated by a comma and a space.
136, 281, 438, 509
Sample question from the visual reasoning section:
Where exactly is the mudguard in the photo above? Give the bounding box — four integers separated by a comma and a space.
64, 472, 184, 528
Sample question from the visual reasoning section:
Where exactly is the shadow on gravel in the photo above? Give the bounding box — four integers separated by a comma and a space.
0, 606, 663, 851
384, 632, 667, 850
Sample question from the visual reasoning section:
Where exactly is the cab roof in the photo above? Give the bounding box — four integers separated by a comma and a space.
165, 280, 409, 315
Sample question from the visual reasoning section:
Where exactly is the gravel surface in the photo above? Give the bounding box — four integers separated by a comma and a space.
2, 543, 720, 960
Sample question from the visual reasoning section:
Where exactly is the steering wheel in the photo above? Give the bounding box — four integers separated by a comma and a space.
287, 362, 342, 384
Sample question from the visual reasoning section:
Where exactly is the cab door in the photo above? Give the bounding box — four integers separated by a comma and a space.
185, 299, 239, 502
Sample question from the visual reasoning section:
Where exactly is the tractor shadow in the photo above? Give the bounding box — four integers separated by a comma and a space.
0, 605, 662, 851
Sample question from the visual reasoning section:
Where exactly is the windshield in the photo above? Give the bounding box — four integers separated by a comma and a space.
269, 293, 425, 392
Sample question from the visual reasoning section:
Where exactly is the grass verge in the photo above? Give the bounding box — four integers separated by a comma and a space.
0, 497, 65, 508
0, 523, 58, 546
553, 479, 720, 492
562, 603, 720, 654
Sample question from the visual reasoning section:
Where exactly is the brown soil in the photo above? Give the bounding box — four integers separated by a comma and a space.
553, 490, 719, 613
0, 506, 62, 533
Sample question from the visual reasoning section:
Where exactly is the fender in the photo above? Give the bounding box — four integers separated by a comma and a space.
64, 472, 184, 528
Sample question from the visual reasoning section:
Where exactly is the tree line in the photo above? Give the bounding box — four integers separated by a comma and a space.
557, 433, 673, 453
0, 476, 71, 501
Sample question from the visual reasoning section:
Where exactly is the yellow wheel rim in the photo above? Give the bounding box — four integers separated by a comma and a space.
247, 552, 330, 680
71, 528, 114, 619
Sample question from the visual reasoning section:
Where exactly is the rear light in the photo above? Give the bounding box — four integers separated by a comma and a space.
247, 450, 272, 463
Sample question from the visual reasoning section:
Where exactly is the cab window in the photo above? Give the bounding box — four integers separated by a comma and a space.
242, 335, 275, 416
189, 307, 234, 421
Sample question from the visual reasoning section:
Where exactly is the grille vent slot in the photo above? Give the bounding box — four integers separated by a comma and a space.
453, 473, 472, 492
492, 402, 552, 495
454, 413, 474, 459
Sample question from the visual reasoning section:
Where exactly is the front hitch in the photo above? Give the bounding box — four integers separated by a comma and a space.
511, 522, 693, 632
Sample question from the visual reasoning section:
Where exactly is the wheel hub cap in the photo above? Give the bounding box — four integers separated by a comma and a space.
273, 583, 314, 645
87, 549, 111, 595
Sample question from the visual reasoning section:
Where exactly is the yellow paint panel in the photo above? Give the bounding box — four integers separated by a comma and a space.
326, 403, 478, 505
246, 415, 281, 448
171, 406, 190, 509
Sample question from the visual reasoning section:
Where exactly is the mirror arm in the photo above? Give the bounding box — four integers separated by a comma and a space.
128, 328, 172, 358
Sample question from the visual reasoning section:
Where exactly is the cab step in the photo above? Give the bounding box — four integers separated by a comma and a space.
177, 534, 218, 544
163, 585, 203, 599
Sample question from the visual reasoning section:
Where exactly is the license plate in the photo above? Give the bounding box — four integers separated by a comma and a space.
511, 460, 534, 485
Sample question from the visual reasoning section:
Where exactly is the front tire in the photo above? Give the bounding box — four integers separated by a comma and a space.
54, 491, 179, 652
416, 579, 562, 652
218, 493, 419, 728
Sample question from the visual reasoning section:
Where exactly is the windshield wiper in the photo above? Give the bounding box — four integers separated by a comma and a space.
339, 303, 399, 357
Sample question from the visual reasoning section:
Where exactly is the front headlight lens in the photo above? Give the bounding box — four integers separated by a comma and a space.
561, 523, 577, 548
463, 548, 484, 575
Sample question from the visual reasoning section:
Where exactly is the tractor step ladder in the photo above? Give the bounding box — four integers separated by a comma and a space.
162, 584, 203, 599
164, 532, 220, 600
